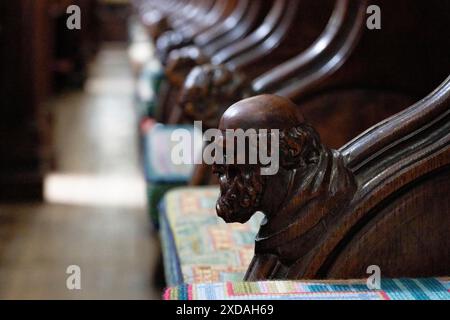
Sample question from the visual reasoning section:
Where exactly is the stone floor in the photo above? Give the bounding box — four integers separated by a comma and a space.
0, 44, 161, 299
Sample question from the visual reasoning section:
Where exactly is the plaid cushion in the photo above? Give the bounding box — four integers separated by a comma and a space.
159, 186, 264, 287
164, 277, 450, 300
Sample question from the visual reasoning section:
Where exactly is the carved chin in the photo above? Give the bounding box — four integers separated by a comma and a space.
216, 197, 254, 224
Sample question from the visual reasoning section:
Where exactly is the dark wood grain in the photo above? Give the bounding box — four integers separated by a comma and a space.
213, 84, 449, 280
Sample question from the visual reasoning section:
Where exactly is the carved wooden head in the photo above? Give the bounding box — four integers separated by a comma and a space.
213, 95, 323, 223
178, 64, 247, 128
165, 46, 208, 87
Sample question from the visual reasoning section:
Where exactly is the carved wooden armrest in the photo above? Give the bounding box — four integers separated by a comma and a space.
175, 0, 365, 127
213, 81, 450, 280
195, 0, 250, 48
165, 45, 209, 87
156, 30, 194, 63
251, 0, 367, 99
155, 0, 228, 63
178, 64, 249, 128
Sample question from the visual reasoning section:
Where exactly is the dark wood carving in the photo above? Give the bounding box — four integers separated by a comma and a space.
213, 86, 450, 280
179, 64, 249, 128
155, 0, 235, 63
214, 95, 357, 279
176, 0, 353, 128
165, 45, 209, 87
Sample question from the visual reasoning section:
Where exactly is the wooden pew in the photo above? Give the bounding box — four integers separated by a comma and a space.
177, 0, 350, 127
163, 0, 334, 124
156, 0, 238, 62
213, 76, 449, 279
140, 0, 218, 42
207, 0, 450, 280
179, 0, 450, 146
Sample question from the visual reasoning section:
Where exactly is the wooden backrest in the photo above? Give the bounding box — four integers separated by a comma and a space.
177, 0, 354, 127
198, 0, 262, 56
213, 75, 449, 280
186, 1, 450, 279
254, 0, 450, 148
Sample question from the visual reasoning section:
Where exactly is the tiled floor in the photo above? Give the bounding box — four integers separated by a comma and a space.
0, 44, 161, 299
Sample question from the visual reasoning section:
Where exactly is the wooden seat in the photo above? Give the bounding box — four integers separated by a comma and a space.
206, 0, 450, 279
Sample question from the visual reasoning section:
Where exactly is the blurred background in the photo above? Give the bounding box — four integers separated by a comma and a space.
0, 0, 161, 298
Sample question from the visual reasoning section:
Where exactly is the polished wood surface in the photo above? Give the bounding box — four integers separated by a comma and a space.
2, 0, 447, 295
213, 85, 449, 280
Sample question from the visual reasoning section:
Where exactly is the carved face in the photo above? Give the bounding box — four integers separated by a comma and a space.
211, 125, 320, 223
213, 164, 265, 223
166, 46, 208, 86
179, 64, 246, 127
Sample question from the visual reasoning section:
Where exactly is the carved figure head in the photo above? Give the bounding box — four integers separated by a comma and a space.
165, 46, 208, 87
214, 95, 323, 223
179, 64, 247, 128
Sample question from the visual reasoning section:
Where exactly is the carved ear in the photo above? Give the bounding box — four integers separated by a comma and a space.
279, 124, 322, 169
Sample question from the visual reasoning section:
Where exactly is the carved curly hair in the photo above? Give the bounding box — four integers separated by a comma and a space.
278, 124, 322, 170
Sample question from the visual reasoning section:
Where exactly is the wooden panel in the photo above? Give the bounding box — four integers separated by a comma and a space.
325, 167, 450, 278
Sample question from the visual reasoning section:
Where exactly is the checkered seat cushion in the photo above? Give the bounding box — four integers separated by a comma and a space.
163, 278, 450, 300
159, 186, 264, 287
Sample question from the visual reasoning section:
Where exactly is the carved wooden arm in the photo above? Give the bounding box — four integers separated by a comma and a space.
196, 0, 254, 54
156, 0, 232, 63
163, 0, 275, 85
210, 0, 290, 66
140, 0, 193, 41
177, 0, 364, 127
163, 0, 262, 83
178, 64, 249, 128
213, 85, 450, 280
251, 0, 367, 99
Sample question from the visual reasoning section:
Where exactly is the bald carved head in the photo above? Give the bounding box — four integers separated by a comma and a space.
166, 45, 208, 86
214, 95, 322, 223
220, 94, 305, 131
